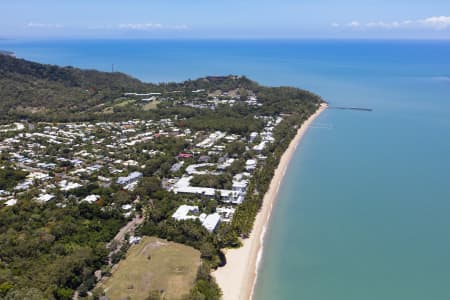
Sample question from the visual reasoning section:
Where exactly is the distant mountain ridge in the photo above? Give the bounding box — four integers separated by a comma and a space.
0, 54, 154, 123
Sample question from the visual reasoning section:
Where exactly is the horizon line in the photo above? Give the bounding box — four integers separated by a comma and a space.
2, 36, 450, 42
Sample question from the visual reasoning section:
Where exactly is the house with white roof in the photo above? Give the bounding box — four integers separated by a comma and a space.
245, 159, 257, 171
216, 207, 235, 222
117, 171, 143, 185
59, 180, 82, 191
232, 180, 248, 193
249, 132, 258, 143
171, 176, 244, 204
4, 199, 17, 206
252, 141, 267, 152
172, 205, 199, 221
121, 204, 133, 211
36, 193, 55, 203
172, 205, 221, 232
82, 194, 100, 204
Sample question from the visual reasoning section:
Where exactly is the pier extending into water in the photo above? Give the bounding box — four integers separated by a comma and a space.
329, 106, 373, 112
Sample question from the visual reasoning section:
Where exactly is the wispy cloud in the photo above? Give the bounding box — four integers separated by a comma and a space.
332, 16, 450, 30
365, 20, 412, 29
27, 22, 64, 29
347, 21, 361, 28
118, 23, 189, 31
26, 22, 188, 32
331, 22, 340, 28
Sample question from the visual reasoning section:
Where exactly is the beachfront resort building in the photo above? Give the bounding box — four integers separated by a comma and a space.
200, 213, 221, 232
172, 205, 200, 221
172, 205, 221, 232
171, 176, 245, 204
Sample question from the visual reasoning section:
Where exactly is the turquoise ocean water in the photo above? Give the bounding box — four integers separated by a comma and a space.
2, 39, 450, 299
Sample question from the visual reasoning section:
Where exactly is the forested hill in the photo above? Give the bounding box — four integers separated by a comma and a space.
0, 54, 322, 124
0, 54, 145, 90
0, 54, 149, 122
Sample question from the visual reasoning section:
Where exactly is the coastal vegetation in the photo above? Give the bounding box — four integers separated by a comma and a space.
0, 168, 28, 190
232, 112, 313, 236
190, 174, 233, 190
0, 198, 125, 299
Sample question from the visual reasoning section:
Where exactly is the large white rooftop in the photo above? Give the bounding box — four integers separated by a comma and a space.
172, 205, 199, 221
36, 193, 54, 203
202, 213, 221, 232
117, 171, 143, 185
59, 180, 82, 191
4, 199, 17, 206
172, 176, 243, 203
82, 194, 100, 203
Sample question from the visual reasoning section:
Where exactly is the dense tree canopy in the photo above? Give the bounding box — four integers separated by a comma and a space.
0, 168, 28, 190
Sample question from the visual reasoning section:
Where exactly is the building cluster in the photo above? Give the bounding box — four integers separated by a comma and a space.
186, 90, 262, 110
123, 88, 262, 111
171, 204, 222, 232
0, 119, 174, 215
1, 91, 284, 233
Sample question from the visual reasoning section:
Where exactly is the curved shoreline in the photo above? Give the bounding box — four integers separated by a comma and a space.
212, 103, 328, 300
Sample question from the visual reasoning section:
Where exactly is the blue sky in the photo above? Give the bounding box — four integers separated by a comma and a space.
2, 0, 450, 39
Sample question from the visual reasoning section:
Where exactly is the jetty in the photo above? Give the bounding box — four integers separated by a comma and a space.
329, 106, 373, 112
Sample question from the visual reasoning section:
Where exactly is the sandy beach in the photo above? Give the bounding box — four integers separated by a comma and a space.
212, 103, 328, 300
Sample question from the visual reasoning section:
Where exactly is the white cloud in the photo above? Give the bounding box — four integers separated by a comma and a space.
348, 21, 360, 28
119, 23, 163, 30
420, 16, 450, 30
27, 22, 64, 29
333, 16, 450, 30
365, 21, 406, 29
118, 23, 188, 31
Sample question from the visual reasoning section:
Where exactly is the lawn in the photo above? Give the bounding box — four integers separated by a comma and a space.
142, 100, 161, 111
99, 236, 201, 300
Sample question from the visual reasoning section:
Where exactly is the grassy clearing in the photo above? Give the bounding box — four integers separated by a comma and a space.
99, 236, 201, 300
102, 106, 114, 114
142, 100, 160, 111
114, 99, 136, 107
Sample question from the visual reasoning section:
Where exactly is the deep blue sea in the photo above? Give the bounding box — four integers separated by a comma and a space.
2, 39, 450, 299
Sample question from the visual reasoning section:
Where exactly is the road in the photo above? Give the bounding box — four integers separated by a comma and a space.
107, 214, 145, 264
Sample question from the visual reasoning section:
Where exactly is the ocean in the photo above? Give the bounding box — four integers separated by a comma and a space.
2, 39, 450, 299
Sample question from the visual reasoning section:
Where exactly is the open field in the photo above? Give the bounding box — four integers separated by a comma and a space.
114, 99, 136, 107
100, 236, 201, 300
102, 106, 114, 114
143, 100, 161, 110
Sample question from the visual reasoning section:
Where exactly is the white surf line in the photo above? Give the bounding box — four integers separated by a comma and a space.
250, 190, 276, 300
